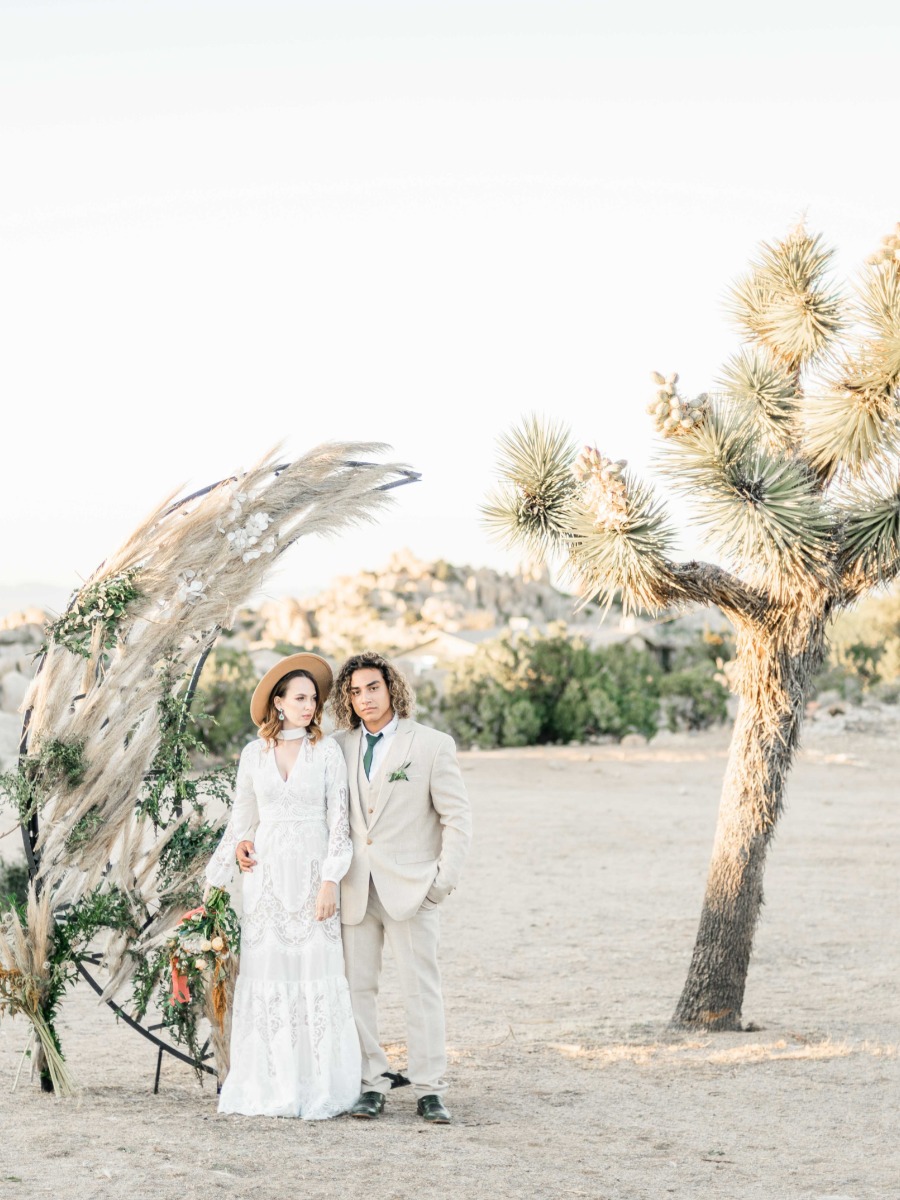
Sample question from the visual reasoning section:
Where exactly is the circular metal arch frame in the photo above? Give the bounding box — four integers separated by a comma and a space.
18, 460, 420, 1089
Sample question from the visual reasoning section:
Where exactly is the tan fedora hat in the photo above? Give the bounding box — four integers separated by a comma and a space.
250, 653, 334, 727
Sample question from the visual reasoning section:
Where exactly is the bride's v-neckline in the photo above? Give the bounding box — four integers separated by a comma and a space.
273, 742, 304, 784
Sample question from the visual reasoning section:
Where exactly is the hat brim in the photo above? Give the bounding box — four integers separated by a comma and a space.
250, 653, 334, 727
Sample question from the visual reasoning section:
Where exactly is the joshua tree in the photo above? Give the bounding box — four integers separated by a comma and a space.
484, 221, 900, 1030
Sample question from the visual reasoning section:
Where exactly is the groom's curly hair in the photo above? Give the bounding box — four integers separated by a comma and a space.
329, 651, 416, 730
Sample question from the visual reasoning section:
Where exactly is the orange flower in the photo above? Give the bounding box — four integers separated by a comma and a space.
170, 961, 191, 1005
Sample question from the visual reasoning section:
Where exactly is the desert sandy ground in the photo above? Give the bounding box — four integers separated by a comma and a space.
1, 720, 898, 1200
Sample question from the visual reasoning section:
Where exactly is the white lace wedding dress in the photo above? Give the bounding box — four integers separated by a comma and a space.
205, 732, 361, 1118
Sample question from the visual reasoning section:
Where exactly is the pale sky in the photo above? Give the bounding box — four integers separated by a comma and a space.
2, 1, 898, 608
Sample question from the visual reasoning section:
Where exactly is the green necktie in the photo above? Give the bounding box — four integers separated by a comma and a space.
363, 732, 383, 780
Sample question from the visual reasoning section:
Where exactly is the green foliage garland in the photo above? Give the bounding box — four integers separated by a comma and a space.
0, 737, 86, 823
45, 568, 141, 658
139, 664, 236, 832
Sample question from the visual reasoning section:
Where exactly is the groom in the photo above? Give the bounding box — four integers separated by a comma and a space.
330, 651, 472, 1124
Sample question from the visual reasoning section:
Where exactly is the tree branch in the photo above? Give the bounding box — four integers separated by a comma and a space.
661, 559, 770, 624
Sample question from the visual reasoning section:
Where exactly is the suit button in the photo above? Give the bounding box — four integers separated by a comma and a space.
368, 807, 374, 814
366, 838, 372, 845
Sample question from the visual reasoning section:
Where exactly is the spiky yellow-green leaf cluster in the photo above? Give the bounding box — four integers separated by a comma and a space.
481, 417, 579, 559
485, 220, 900, 619
838, 465, 900, 585
567, 475, 676, 614
730, 225, 843, 370
718, 349, 798, 449
660, 405, 833, 600
804, 241, 900, 480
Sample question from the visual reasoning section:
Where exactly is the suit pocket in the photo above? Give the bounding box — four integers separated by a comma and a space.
395, 850, 435, 865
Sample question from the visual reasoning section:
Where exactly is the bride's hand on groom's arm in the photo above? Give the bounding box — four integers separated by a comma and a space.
236, 840, 256, 873
315, 882, 337, 921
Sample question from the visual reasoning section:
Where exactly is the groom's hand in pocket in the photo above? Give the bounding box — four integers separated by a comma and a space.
236, 840, 256, 873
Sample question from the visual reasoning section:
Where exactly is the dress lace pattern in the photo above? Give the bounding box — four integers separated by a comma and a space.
242, 859, 343, 952
205, 734, 360, 1119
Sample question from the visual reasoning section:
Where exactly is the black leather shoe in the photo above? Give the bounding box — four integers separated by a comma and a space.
383, 1070, 411, 1089
416, 1094, 451, 1124
349, 1091, 386, 1119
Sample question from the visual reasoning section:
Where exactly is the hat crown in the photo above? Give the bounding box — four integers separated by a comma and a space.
249, 652, 334, 727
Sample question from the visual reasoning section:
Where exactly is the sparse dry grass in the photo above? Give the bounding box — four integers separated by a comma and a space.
549, 1036, 897, 1068
1, 729, 898, 1200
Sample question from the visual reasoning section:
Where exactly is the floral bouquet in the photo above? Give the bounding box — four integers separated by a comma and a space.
168, 886, 240, 1030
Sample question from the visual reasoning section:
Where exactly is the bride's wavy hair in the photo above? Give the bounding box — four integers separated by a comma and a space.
258, 669, 325, 748
330, 652, 415, 730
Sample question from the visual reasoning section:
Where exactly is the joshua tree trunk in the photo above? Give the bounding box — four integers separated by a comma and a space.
673, 612, 826, 1029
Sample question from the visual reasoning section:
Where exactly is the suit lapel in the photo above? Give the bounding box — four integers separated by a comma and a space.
344, 727, 365, 826
368, 719, 416, 833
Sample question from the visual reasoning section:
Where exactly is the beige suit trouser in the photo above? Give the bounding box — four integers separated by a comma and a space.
341, 879, 447, 1099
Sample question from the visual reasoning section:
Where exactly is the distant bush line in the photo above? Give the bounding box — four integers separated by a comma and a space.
192, 585, 900, 758
419, 633, 730, 748
193, 630, 731, 756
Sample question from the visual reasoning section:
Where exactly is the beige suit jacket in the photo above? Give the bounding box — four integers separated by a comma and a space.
334, 718, 472, 924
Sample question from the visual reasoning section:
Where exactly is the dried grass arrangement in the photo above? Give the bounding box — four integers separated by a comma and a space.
0, 442, 414, 1093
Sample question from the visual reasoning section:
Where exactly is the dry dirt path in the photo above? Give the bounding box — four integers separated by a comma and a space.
1, 726, 898, 1199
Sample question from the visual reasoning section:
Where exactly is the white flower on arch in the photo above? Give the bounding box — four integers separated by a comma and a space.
176, 570, 207, 604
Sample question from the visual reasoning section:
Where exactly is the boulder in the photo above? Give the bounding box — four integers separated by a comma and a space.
0, 711, 22, 765
0, 646, 22, 668
620, 732, 648, 748
0, 627, 35, 646
650, 729, 684, 746
1, 671, 30, 714
0, 607, 49, 632
248, 648, 283, 676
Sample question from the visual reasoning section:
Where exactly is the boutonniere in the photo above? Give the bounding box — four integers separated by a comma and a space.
388, 761, 413, 783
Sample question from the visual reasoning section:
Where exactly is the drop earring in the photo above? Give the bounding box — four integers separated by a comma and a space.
277, 709, 284, 721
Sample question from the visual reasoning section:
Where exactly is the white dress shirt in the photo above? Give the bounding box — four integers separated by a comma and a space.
359, 711, 399, 780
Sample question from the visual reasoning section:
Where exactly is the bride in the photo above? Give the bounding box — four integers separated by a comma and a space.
204, 653, 360, 1118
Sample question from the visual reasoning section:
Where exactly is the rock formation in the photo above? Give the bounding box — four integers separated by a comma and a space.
0, 553, 595, 766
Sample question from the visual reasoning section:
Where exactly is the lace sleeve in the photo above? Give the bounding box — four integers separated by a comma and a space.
322, 737, 352, 885
205, 742, 260, 888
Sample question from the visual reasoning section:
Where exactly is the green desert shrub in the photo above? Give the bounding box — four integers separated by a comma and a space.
658, 664, 729, 731
436, 631, 731, 748
439, 634, 661, 747
196, 646, 259, 759
0, 857, 29, 911
655, 631, 731, 731
814, 584, 900, 699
